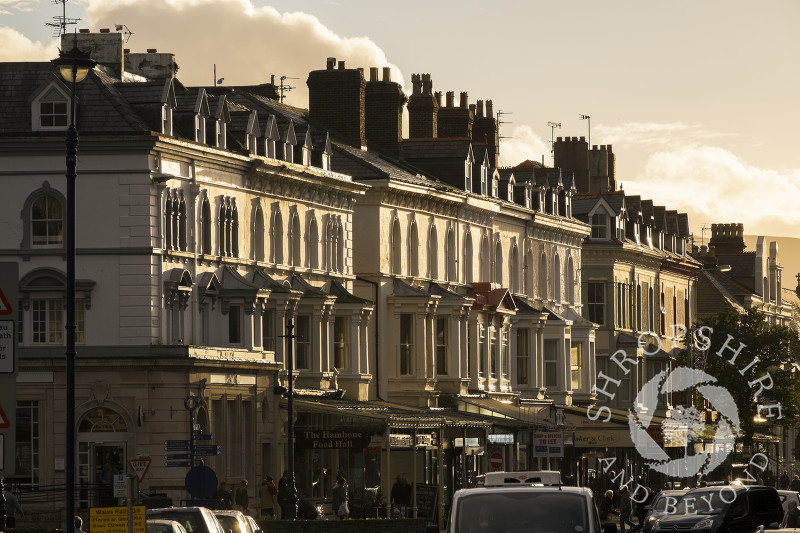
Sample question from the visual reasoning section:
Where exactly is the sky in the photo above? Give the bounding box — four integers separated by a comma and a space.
2, 0, 800, 243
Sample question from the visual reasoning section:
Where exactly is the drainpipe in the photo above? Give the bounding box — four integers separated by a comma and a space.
355, 276, 383, 400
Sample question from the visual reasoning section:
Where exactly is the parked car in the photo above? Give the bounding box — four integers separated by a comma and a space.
147, 507, 225, 533
778, 490, 800, 513
652, 486, 782, 533
212, 510, 252, 533
244, 515, 261, 533
147, 520, 188, 533
643, 489, 689, 533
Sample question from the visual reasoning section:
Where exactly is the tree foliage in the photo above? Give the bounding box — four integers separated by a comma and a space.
677, 307, 800, 445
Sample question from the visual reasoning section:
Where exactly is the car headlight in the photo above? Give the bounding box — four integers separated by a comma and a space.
692, 519, 713, 530
648, 516, 657, 522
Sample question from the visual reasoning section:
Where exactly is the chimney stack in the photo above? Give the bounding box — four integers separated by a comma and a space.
407, 73, 438, 139
473, 98, 499, 168
459, 92, 468, 108
61, 30, 124, 79
554, 136, 590, 193
446, 91, 454, 107
437, 90, 473, 139
307, 57, 367, 148
365, 65, 405, 158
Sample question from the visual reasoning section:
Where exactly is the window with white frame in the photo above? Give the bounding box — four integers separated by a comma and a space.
216, 120, 226, 148
478, 323, 486, 377
32, 298, 85, 344
195, 115, 206, 143
262, 308, 276, 352
435, 317, 448, 376
399, 314, 413, 375
334, 316, 348, 369
464, 160, 472, 192
40, 101, 68, 128
162, 104, 173, 136
516, 328, 529, 385
295, 314, 311, 369
32, 86, 70, 131
587, 281, 605, 325
16, 399, 40, 487
544, 339, 558, 388
31, 193, 64, 246
570, 342, 582, 390
501, 328, 509, 379
591, 213, 608, 239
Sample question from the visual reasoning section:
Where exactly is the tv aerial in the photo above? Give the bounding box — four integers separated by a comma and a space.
46, 0, 80, 37
114, 24, 134, 44
279, 76, 299, 103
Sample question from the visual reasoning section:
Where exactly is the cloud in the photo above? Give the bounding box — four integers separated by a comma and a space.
623, 145, 800, 239
0, 27, 59, 61
594, 122, 733, 150
83, 0, 405, 102
499, 125, 550, 167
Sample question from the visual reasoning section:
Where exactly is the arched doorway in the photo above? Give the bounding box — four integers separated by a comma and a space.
77, 406, 128, 509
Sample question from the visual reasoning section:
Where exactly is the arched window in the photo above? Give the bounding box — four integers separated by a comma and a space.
200, 196, 212, 254
524, 249, 534, 297
480, 233, 491, 281
78, 406, 127, 433
446, 226, 457, 281
409, 220, 419, 277
538, 251, 548, 300
336, 222, 344, 273
464, 230, 474, 284
290, 211, 301, 267
23, 183, 65, 251
510, 244, 519, 293
178, 195, 187, 251
231, 201, 239, 257
307, 216, 319, 269
272, 210, 284, 264
566, 255, 575, 304
253, 205, 265, 262
552, 253, 562, 303
164, 194, 174, 249
391, 218, 402, 275
494, 241, 503, 286
428, 224, 439, 279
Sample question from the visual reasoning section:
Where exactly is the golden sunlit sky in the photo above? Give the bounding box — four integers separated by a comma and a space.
3, 0, 800, 243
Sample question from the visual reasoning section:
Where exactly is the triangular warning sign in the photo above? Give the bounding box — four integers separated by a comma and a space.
0, 288, 11, 315
0, 403, 10, 428
128, 457, 152, 482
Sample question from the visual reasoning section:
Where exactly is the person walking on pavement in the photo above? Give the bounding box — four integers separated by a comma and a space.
278, 470, 295, 519
599, 490, 619, 523
332, 477, 349, 520
235, 480, 249, 514
619, 486, 638, 533
259, 476, 277, 519
790, 475, 800, 492
3, 488, 24, 529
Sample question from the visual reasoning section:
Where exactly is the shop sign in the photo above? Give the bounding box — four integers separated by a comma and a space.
574, 429, 633, 448
532, 432, 564, 458
295, 429, 370, 450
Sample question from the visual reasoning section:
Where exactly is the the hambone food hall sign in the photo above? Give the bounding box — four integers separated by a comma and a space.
295, 429, 371, 450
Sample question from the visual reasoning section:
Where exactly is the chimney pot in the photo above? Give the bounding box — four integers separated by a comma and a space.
338, 61, 346, 69
460, 92, 468, 108
326, 57, 336, 70
557, 136, 563, 142
579, 136, 586, 142
477, 100, 484, 118
593, 145, 598, 150
79, 28, 90, 33
446, 91, 454, 107
486, 100, 493, 117
370, 67, 379, 81
382, 66, 391, 81
469, 104, 476, 114
124, 48, 130, 53
100, 28, 110, 33
147, 48, 157, 53
434, 91, 442, 106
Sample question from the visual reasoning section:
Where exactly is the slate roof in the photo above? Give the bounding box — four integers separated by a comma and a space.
391, 278, 432, 298
325, 279, 372, 305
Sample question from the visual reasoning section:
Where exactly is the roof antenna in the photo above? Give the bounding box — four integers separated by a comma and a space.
114, 24, 134, 44
279, 75, 298, 103
46, 0, 80, 37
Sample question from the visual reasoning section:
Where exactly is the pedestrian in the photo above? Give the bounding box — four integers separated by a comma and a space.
332, 477, 349, 520
786, 500, 800, 528
634, 487, 652, 530
391, 475, 411, 517
790, 475, 800, 492
599, 490, 619, 523
278, 470, 294, 519
780, 471, 790, 489
259, 476, 277, 519
74, 516, 87, 533
3, 488, 25, 529
213, 481, 234, 510
619, 486, 638, 533
235, 479, 249, 514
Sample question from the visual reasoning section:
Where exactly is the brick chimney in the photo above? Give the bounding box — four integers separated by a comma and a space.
307, 57, 367, 148
589, 144, 616, 192
365, 66, 405, 158
708, 223, 746, 254
407, 73, 438, 139
472, 99, 498, 167
437, 90, 473, 139
554, 136, 590, 192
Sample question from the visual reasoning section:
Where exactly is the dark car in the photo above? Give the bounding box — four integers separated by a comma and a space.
653, 486, 782, 533
643, 489, 689, 533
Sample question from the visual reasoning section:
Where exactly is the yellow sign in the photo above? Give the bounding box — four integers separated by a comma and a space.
90, 506, 146, 533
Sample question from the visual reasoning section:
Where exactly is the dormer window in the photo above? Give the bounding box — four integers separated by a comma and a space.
321, 151, 330, 171
480, 165, 488, 196
216, 120, 226, 149
162, 104, 173, 136
507, 183, 513, 202
266, 139, 276, 158
618, 219, 626, 240
31, 84, 71, 132
247, 133, 257, 154
591, 213, 608, 239
633, 222, 640, 244
195, 115, 206, 143
524, 187, 531, 208
646, 227, 653, 248
491, 175, 499, 198
465, 160, 472, 192
284, 142, 294, 163
302, 145, 311, 166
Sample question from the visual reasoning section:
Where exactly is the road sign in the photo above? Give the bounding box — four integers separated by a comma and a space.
0, 288, 11, 315
165, 460, 192, 468
192, 432, 212, 441
489, 451, 503, 470
128, 457, 152, 483
194, 445, 220, 456
113, 474, 126, 498
0, 321, 14, 373
90, 505, 145, 533
185, 465, 218, 499
0, 403, 9, 429
165, 453, 190, 460
165, 440, 191, 451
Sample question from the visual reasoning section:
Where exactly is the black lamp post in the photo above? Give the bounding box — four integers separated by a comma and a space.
51, 38, 96, 532
284, 317, 298, 519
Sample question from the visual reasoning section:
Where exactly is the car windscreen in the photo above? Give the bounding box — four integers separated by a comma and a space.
214, 515, 243, 533
652, 493, 685, 512
148, 512, 210, 533
454, 491, 589, 533
673, 491, 731, 515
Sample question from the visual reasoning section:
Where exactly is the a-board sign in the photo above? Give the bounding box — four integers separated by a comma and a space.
415, 483, 438, 522
89, 506, 145, 533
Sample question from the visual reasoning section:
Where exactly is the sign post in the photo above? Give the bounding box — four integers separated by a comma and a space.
0, 262, 18, 478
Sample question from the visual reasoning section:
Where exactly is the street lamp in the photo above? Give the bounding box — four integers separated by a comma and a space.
283, 317, 298, 519
51, 37, 96, 532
